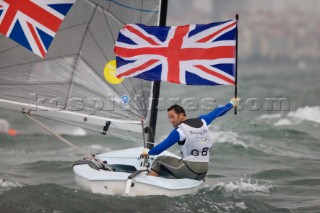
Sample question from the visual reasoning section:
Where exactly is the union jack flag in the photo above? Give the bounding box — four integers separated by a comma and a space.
0, 0, 76, 58
114, 20, 237, 86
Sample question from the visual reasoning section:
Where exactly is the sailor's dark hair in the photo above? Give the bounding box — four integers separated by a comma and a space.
167, 104, 186, 116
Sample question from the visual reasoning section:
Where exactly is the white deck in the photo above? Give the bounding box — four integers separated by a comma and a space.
73, 147, 203, 196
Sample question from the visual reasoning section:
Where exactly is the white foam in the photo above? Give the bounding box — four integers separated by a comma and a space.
287, 106, 320, 124
274, 118, 299, 126
55, 127, 87, 136
257, 113, 289, 126
213, 201, 247, 211
257, 106, 320, 126
257, 113, 282, 120
0, 179, 23, 188
210, 131, 248, 148
213, 178, 273, 194
234, 202, 247, 209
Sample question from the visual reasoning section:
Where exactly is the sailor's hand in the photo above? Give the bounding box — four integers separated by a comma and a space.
141, 148, 150, 156
230, 97, 240, 108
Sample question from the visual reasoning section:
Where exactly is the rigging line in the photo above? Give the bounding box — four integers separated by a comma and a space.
144, 81, 155, 121
138, 79, 149, 117
140, 119, 148, 169
107, 133, 143, 145
33, 114, 143, 145
23, 112, 114, 170
141, 120, 146, 148
147, 124, 155, 142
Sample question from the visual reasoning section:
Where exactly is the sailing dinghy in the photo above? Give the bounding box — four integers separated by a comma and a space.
0, 0, 238, 196
73, 147, 203, 196
0, 0, 205, 196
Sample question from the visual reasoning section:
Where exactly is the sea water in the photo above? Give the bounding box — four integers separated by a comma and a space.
1, 61, 320, 213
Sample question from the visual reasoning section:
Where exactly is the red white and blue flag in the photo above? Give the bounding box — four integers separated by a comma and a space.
0, 0, 76, 58
114, 20, 237, 86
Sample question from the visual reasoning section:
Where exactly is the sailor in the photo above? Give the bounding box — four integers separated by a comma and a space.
141, 97, 240, 180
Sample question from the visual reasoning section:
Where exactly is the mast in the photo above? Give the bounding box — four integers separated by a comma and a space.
234, 14, 239, 115
147, 0, 168, 149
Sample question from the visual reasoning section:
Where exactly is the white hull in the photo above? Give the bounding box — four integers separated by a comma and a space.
73, 147, 203, 197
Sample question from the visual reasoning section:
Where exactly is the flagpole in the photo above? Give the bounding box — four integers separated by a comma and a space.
147, 0, 168, 149
234, 14, 239, 115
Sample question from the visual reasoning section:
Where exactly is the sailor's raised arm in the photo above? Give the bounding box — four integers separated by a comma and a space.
199, 97, 240, 125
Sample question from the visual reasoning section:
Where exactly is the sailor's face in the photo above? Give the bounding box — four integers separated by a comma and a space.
167, 110, 184, 128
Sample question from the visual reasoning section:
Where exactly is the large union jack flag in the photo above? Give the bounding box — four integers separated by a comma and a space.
0, 0, 76, 58
114, 20, 237, 86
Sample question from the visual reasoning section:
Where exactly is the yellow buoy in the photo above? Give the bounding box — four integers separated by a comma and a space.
104, 60, 124, 84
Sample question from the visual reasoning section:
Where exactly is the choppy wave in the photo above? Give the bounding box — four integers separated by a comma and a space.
210, 131, 248, 148
257, 144, 318, 160
0, 179, 23, 189
287, 106, 320, 124
0, 183, 285, 213
204, 178, 274, 195
257, 106, 320, 126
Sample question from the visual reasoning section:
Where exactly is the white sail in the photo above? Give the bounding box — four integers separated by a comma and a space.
0, 0, 160, 133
